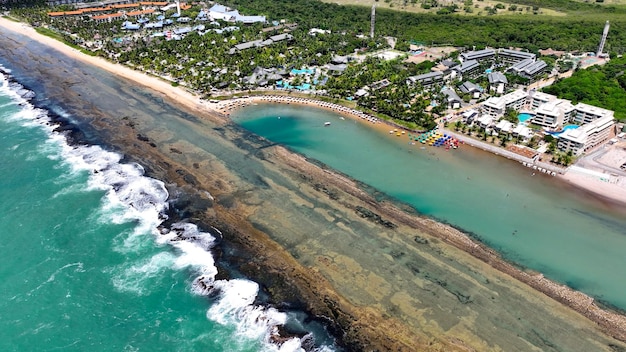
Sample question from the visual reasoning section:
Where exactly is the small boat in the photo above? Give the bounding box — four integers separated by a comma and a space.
324, 122, 331, 126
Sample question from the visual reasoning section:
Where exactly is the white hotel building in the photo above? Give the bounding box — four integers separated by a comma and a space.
570, 103, 614, 125
557, 116, 615, 156
532, 99, 574, 129
479, 90, 615, 156
481, 89, 527, 117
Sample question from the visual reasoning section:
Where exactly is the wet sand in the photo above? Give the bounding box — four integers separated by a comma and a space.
2, 18, 626, 351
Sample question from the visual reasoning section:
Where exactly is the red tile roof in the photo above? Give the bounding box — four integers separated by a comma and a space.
92, 12, 124, 20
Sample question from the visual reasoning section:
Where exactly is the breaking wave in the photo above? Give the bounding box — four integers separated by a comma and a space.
0, 69, 336, 352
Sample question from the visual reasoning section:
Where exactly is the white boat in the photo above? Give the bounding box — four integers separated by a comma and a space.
324, 122, 331, 126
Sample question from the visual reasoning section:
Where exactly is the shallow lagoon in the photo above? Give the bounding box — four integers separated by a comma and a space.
232, 103, 626, 312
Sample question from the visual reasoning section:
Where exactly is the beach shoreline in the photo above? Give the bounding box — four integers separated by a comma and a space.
217, 94, 626, 207
3, 17, 626, 350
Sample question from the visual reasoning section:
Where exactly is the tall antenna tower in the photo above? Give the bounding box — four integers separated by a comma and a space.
597, 20, 610, 56
176, 0, 181, 16
370, 4, 376, 39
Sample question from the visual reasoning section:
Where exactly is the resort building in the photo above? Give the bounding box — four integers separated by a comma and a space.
477, 114, 494, 129
458, 81, 482, 99
406, 71, 443, 88
512, 124, 533, 141
441, 88, 463, 109
557, 116, 615, 155
461, 109, 479, 124
528, 91, 556, 110
570, 103, 614, 125
497, 49, 536, 65
208, 3, 266, 24
495, 120, 515, 134
453, 59, 481, 80
507, 59, 547, 79
532, 99, 575, 129
508, 59, 533, 74
481, 89, 527, 117
460, 49, 496, 63
228, 34, 292, 54
432, 60, 459, 76
519, 60, 548, 79
488, 72, 507, 95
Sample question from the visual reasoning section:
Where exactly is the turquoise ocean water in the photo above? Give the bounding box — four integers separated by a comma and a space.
232, 104, 626, 312
0, 72, 336, 351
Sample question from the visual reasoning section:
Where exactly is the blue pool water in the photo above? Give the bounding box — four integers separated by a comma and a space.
548, 124, 579, 136
518, 113, 533, 123
291, 68, 315, 75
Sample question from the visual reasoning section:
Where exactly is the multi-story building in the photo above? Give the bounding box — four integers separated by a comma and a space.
570, 103, 614, 125
487, 72, 507, 95
454, 59, 481, 79
460, 49, 496, 63
441, 88, 463, 109
498, 49, 536, 65
458, 81, 482, 99
557, 116, 614, 155
532, 99, 574, 129
519, 60, 547, 79
406, 71, 443, 88
528, 91, 556, 110
481, 89, 527, 117
508, 59, 547, 79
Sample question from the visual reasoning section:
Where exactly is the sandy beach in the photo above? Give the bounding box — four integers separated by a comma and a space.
3, 17, 626, 351
5, 15, 624, 206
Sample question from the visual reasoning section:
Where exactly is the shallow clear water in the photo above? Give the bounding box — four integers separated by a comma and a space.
0, 75, 335, 352
232, 103, 626, 311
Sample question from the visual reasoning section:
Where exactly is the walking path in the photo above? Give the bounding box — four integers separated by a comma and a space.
444, 129, 566, 175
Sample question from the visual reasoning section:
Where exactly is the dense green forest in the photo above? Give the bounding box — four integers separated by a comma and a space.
507, 0, 622, 12
543, 57, 626, 120
226, 0, 626, 53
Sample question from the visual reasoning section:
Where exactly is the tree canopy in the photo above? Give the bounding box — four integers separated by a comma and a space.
543, 57, 626, 120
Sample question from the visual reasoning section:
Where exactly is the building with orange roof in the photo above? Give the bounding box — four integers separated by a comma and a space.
126, 9, 156, 17
80, 7, 114, 13
111, 3, 139, 9
63, 10, 85, 16
140, 1, 168, 6
92, 12, 125, 23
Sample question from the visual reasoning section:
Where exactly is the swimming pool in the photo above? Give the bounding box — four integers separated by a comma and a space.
291, 68, 315, 75
518, 113, 534, 123
548, 124, 579, 136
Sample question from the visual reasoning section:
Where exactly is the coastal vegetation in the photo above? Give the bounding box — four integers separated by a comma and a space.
227, 0, 626, 53
34, 27, 97, 56
543, 56, 626, 120
6, 0, 625, 132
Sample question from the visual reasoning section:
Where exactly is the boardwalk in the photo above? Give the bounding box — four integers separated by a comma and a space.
444, 129, 567, 175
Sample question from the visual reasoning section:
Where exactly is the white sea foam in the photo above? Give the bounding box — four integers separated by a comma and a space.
111, 252, 176, 295
0, 70, 335, 352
